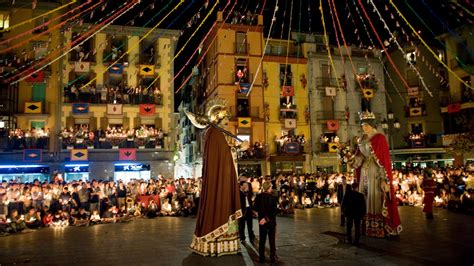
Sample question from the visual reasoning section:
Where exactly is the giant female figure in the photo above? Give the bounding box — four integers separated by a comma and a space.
350, 112, 402, 238
186, 99, 245, 256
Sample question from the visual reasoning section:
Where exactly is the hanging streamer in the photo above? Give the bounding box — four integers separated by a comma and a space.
145, 0, 219, 91
390, 0, 472, 89
173, 1, 235, 84
0, 1, 103, 53
77, 0, 187, 91
245, 0, 280, 96
368, 0, 433, 97
1, 0, 78, 33
319, 0, 341, 89
9, 1, 137, 84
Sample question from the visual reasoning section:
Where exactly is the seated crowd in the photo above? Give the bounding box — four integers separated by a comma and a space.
63, 84, 162, 105
60, 125, 166, 149
0, 165, 472, 236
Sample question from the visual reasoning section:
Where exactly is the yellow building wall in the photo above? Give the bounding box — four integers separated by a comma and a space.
263, 60, 310, 155
61, 27, 175, 139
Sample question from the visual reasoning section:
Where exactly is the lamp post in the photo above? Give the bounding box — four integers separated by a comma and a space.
381, 110, 400, 162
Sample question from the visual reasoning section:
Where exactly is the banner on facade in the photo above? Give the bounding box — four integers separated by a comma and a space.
23, 149, 42, 162
25, 70, 44, 83
238, 117, 251, 128
362, 88, 374, 99
107, 104, 123, 115
71, 149, 88, 161
139, 65, 155, 76
119, 148, 137, 161
328, 142, 339, 153
327, 120, 339, 131
72, 103, 89, 114
409, 107, 422, 116
281, 86, 295, 97
139, 104, 156, 116
284, 118, 296, 129
74, 62, 90, 72
24, 102, 42, 113
325, 87, 336, 97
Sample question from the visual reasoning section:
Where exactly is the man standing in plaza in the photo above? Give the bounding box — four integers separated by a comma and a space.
239, 181, 255, 243
254, 181, 278, 263
337, 175, 351, 226
342, 183, 366, 245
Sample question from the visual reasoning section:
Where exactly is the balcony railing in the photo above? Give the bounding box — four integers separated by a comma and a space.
279, 105, 297, 120
6, 136, 49, 150
61, 135, 167, 150
265, 45, 304, 58
63, 89, 163, 106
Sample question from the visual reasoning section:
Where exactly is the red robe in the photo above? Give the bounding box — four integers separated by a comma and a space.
354, 133, 402, 236
423, 179, 436, 214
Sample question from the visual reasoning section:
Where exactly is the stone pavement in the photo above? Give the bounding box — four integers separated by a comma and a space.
1, 206, 473, 265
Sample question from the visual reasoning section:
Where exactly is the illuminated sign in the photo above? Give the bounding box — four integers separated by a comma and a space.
65, 164, 89, 173
115, 163, 150, 172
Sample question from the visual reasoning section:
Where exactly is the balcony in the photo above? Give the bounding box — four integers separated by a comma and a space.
229, 105, 260, 119
63, 86, 163, 106
5, 135, 49, 150
138, 54, 161, 66
265, 44, 304, 58
279, 105, 297, 120
315, 111, 345, 121
60, 129, 168, 150
103, 50, 128, 65
275, 139, 307, 155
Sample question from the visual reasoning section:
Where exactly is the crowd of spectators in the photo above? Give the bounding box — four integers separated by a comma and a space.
275, 134, 306, 154
63, 85, 162, 105
1, 165, 472, 236
60, 125, 166, 149
8, 128, 50, 150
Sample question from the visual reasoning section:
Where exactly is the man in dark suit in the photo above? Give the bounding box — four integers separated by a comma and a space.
342, 182, 366, 245
254, 181, 278, 263
337, 175, 351, 226
239, 181, 255, 243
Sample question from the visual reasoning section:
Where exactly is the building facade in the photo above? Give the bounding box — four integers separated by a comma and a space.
438, 25, 474, 165
0, 1, 180, 181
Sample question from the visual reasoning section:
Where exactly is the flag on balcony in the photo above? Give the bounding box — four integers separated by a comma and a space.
32, 83, 46, 102
109, 63, 123, 74
119, 148, 137, 161
362, 88, 374, 99
140, 104, 156, 116
139, 65, 155, 76
325, 87, 337, 96
327, 120, 339, 131
239, 83, 250, 94
72, 103, 89, 114
23, 149, 42, 162
107, 104, 123, 115
71, 149, 88, 161
238, 117, 251, 128
409, 107, 423, 116
447, 103, 461, 113
282, 86, 295, 96
284, 142, 300, 154
74, 61, 90, 72
328, 142, 339, 153
25, 70, 44, 83
24, 102, 42, 114
284, 118, 296, 129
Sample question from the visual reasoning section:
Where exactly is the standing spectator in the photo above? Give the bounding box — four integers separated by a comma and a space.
422, 169, 436, 219
337, 176, 351, 226
254, 181, 278, 264
342, 183, 366, 245
239, 181, 255, 243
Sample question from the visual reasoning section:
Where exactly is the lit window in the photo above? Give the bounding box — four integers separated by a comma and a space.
0, 13, 10, 30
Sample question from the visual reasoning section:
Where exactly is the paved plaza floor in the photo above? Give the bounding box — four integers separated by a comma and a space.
1, 206, 473, 265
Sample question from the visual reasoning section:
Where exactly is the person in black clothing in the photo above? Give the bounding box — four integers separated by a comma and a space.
254, 181, 278, 263
239, 181, 255, 243
337, 176, 351, 226
341, 183, 366, 245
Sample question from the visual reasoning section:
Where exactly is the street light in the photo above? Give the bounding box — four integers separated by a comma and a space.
381, 110, 400, 162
